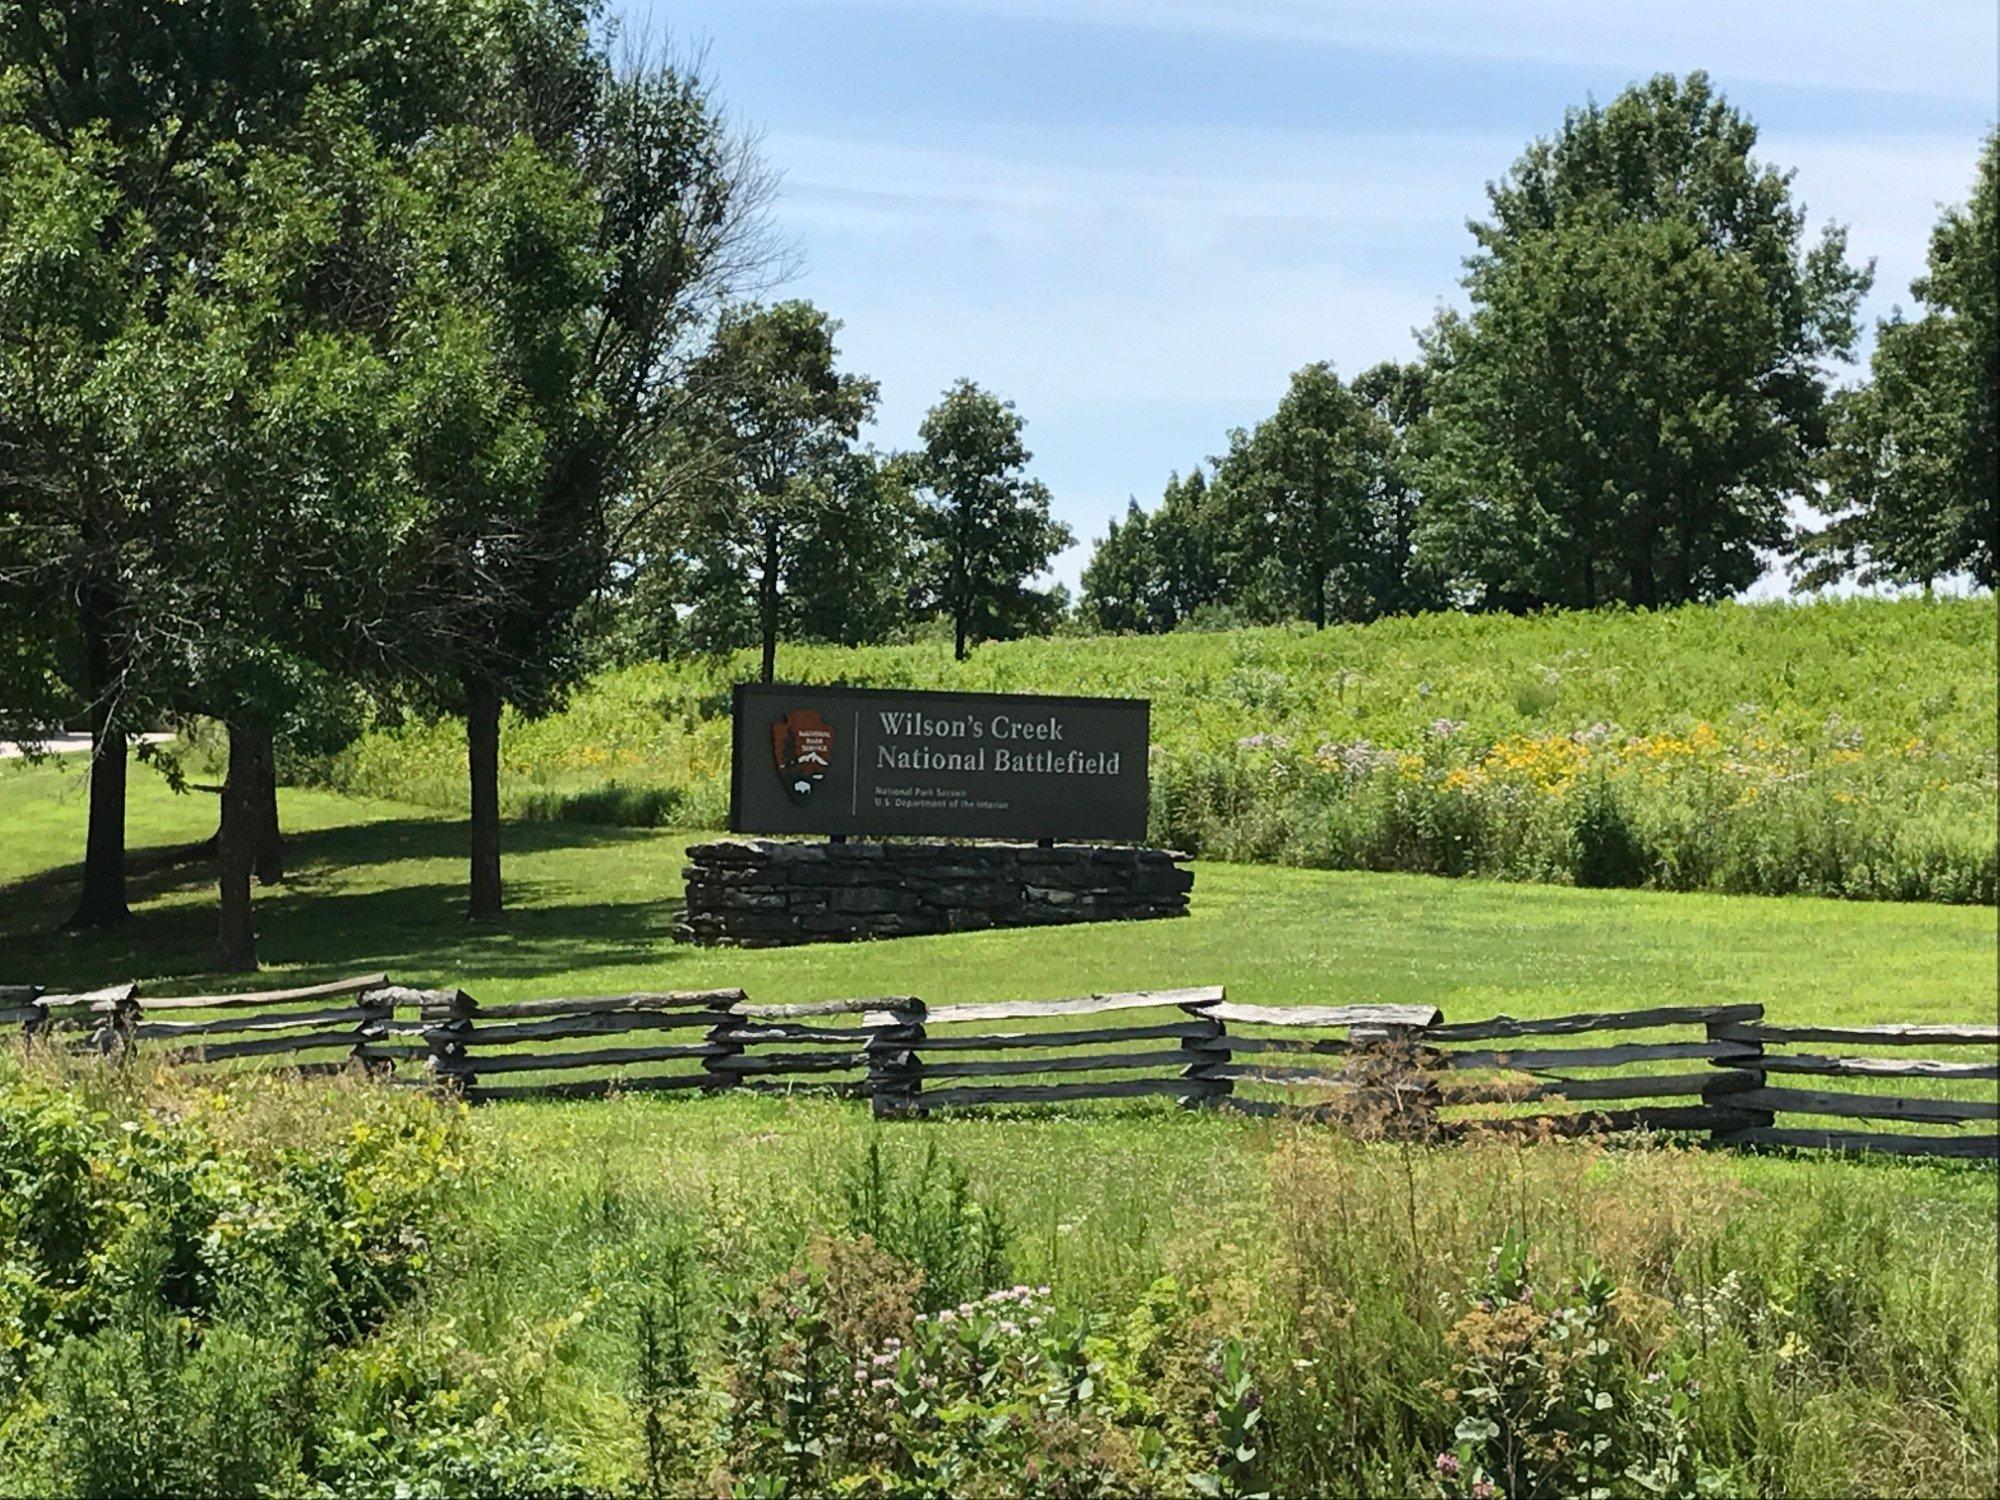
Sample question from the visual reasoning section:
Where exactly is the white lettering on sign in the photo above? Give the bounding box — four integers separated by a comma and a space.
734, 683, 1149, 841
878, 710, 984, 738
990, 714, 1064, 741
992, 748, 1118, 775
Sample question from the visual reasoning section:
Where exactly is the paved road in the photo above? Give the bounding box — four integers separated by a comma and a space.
0, 732, 174, 759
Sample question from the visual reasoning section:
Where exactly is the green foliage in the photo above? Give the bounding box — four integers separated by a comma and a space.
634, 1242, 703, 1499
1191, 1338, 1265, 1499
1571, 775, 1651, 890
8, 1039, 1991, 1498
1439, 1236, 1715, 1499
672, 300, 885, 680
1083, 358, 1444, 639
712, 1246, 1213, 1496
913, 379, 1074, 660
1808, 129, 1998, 590
1082, 467, 1231, 635
33, 1294, 310, 1500
0, 1064, 461, 1394
303, 1321, 592, 1498
1416, 72, 1869, 610
314, 596, 1997, 904
1211, 361, 1407, 628
841, 1139, 1013, 1313
0, 1056, 546, 1496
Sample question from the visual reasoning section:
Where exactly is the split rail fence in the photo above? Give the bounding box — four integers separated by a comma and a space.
7, 977, 1995, 1159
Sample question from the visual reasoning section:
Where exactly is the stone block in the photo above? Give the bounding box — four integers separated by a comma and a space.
678, 838, 1192, 946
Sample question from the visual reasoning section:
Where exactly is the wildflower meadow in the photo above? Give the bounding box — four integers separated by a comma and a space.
311, 596, 1997, 903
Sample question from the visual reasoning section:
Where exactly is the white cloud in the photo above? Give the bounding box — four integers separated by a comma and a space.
768, 120, 1982, 422
1770, 133, 1986, 317
767, 123, 1496, 407
774, 0, 2000, 104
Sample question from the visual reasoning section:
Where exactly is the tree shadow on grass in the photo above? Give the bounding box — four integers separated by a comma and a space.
0, 813, 695, 993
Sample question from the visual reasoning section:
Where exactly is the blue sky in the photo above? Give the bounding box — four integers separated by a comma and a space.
623, 0, 1998, 593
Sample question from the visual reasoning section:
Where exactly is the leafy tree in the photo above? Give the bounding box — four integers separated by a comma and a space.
1805, 130, 1997, 589
683, 301, 879, 682
1210, 362, 1399, 628
94, 102, 572, 968
628, 445, 920, 658
1079, 501, 1162, 633
912, 381, 1072, 660
1351, 359, 1447, 616
0, 0, 576, 927
392, 128, 606, 925
388, 36, 781, 921
783, 451, 927, 647
0, 120, 152, 926
1151, 467, 1229, 624
1417, 72, 1871, 610
1079, 466, 1229, 635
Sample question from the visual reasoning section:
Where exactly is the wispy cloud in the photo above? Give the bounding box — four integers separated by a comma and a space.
773, 0, 2000, 104
769, 123, 1504, 248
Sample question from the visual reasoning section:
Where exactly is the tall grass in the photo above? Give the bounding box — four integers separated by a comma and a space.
6, 1053, 1993, 1496
305, 596, 1998, 903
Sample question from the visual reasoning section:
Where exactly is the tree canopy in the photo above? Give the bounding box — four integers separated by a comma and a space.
1806, 129, 1997, 589
913, 381, 1072, 661
1416, 72, 1871, 611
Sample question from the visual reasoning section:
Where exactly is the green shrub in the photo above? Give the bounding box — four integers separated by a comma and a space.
711, 1244, 1218, 1496
1573, 775, 1653, 888
0, 1058, 515, 1498
1437, 1234, 1713, 1498
33, 1297, 309, 1499
520, 778, 683, 827
304, 1321, 592, 1498
840, 1139, 1012, 1313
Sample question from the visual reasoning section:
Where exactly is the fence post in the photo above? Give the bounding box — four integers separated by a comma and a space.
28, 983, 134, 1052
90, 987, 141, 1058
865, 998, 926, 1118
2, 987, 42, 1046
703, 1000, 749, 1093
1179, 999, 1231, 1108
353, 985, 397, 1078
1704, 1006, 1768, 1139
420, 988, 478, 1096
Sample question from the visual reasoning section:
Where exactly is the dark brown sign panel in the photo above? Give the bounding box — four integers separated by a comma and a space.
730, 684, 1150, 842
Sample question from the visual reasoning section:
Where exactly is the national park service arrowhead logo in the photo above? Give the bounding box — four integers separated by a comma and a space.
771, 708, 835, 805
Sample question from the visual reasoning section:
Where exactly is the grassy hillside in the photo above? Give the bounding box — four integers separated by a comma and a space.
312, 596, 1999, 902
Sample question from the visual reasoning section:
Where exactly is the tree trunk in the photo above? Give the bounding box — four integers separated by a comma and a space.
953, 611, 967, 661
67, 593, 130, 928
759, 521, 780, 685
216, 722, 258, 972
249, 728, 283, 884
1631, 553, 1658, 610
467, 677, 503, 921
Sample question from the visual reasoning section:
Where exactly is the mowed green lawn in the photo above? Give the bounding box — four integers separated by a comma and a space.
2, 754, 1991, 1029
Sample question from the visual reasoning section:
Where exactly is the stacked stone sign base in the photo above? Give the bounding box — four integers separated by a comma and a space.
677, 839, 1193, 947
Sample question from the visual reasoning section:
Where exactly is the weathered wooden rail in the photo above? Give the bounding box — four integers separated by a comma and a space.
10, 976, 1995, 1160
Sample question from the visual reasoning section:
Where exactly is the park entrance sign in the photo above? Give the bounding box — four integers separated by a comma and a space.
729, 684, 1150, 843
682, 684, 1186, 947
